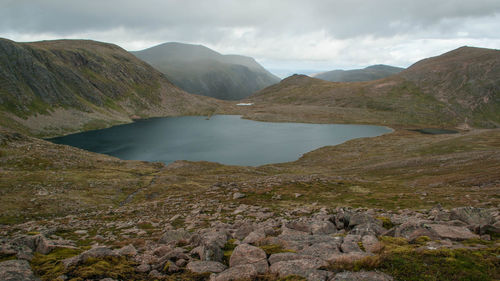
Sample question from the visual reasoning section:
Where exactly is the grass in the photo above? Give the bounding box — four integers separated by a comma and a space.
1, 128, 499, 225
379, 248, 499, 281
326, 236, 500, 281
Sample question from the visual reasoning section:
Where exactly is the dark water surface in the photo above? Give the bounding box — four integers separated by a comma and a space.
49, 115, 392, 166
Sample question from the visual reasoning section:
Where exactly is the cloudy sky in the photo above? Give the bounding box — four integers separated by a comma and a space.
1, 0, 499, 77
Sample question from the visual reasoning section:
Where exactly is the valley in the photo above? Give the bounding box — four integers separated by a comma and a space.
0, 39, 499, 281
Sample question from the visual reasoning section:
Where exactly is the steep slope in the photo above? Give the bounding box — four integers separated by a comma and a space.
313, 64, 404, 82
0, 38, 221, 136
132, 42, 280, 100
399, 46, 500, 127
249, 47, 500, 128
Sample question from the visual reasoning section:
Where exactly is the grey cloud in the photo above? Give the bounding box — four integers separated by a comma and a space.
2, 0, 499, 41
1, 0, 499, 71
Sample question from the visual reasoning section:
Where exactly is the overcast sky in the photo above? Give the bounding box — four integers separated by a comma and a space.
1, 0, 499, 77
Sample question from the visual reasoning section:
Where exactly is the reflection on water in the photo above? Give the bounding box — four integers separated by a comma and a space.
49, 115, 392, 166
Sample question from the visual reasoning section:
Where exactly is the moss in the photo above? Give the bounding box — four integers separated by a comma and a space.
163, 261, 171, 272
31, 248, 82, 281
137, 222, 155, 230
357, 241, 366, 251
379, 248, 499, 281
163, 271, 211, 281
66, 256, 137, 280
412, 236, 432, 245
171, 216, 185, 228
376, 216, 395, 229
327, 235, 500, 280
327, 255, 382, 273
0, 253, 17, 262
462, 238, 496, 247
0, 215, 24, 225
222, 239, 237, 265
259, 244, 296, 256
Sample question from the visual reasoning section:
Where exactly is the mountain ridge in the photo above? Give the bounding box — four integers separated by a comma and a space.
249, 46, 500, 129
132, 42, 280, 100
313, 64, 404, 82
0, 38, 221, 137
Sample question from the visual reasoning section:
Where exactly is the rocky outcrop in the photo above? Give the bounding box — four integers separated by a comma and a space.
1, 205, 497, 281
332, 271, 394, 281
186, 260, 227, 273
229, 244, 268, 273
214, 264, 259, 281
0, 260, 40, 281
0, 233, 75, 261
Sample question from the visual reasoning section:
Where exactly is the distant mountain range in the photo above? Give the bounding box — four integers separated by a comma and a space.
250, 46, 500, 128
313, 65, 404, 82
132, 42, 280, 100
0, 38, 219, 136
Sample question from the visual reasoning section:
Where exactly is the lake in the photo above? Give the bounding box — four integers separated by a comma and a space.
49, 115, 392, 166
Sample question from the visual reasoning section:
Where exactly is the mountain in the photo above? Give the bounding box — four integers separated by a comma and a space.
132, 42, 280, 100
250, 46, 500, 128
313, 64, 404, 82
0, 38, 221, 136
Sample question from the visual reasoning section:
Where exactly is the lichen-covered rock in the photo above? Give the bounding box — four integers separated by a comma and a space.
427, 224, 479, 240
242, 230, 265, 244
186, 260, 227, 273
229, 244, 268, 273
310, 221, 337, 235
269, 252, 325, 265
269, 259, 328, 279
361, 235, 381, 253
214, 264, 258, 281
298, 241, 341, 261
0, 260, 40, 281
450, 207, 495, 226
158, 229, 192, 245
340, 235, 362, 253
63, 246, 118, 268
115, 244, 137, 257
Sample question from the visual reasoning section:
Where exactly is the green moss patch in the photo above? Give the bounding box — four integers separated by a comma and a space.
329, 236, 500, 281
0, 253, 17, 262
31, 248, 82, 281
259, 244, 296, 256
67, 256, 137, 280
222, 239, 237, 265
376, 216, 395, 229
379, 248, 499, 281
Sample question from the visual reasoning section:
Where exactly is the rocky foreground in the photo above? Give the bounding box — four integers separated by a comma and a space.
1, 205, 498, 281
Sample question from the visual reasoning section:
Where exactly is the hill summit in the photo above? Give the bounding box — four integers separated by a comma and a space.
132, 42, 280, 100
0, 38, 219, 136
313, 64, 404, 82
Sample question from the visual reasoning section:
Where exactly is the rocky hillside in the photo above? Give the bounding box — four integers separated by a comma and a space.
250, 46, 500, 129
0, 38, 221, 137
1, 204, 498, 280
1, 119, 499, 280
132, 42, 280, 100
313, 65, 404, 82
